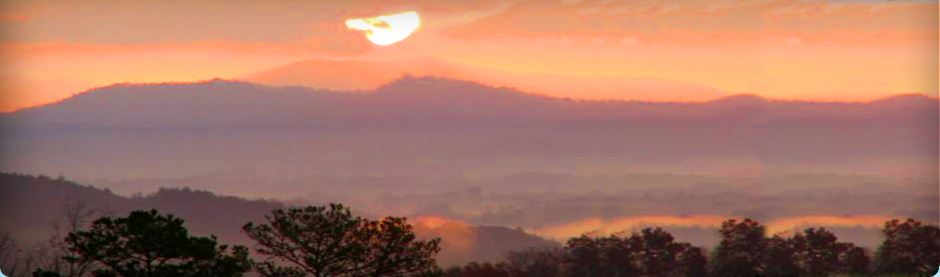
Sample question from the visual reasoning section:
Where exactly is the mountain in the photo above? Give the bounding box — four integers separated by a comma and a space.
241, 58, 727, 102
1, 78, 935, 255
0, 172, 283, 248
1, 76, 935, 190
0, 173, 558, 267
242, 58, 460, 92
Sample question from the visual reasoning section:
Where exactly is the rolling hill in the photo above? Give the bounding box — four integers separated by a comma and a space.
0, 77, 936, 256
1, 76, 935, 192
0, 173, 558, 266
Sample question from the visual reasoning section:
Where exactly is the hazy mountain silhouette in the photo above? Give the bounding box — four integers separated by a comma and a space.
2, 76, 935, 186
242, 58, 727, 101
1, 79, 936, 257
242, 58, 461, 92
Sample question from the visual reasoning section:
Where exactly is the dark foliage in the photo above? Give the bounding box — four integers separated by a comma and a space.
711, 218, 766, 277
710, 219, 875, 277
443, 262, 512, 277
791, 228, 865, 275
243, 204, 441, 277
561, 229, 707, 277
5, 174, 938, 276
875, 218, 940, 275
504, 248, 565, 277
33, 209, 252, 277
675, 245, 708, 277
445, 228, 709, 276
762, 235, 800, 277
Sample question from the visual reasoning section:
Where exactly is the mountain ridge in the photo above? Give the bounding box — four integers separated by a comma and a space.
0, 172, 558, 266
1, 75, 936, 181
9, 76, 938, 115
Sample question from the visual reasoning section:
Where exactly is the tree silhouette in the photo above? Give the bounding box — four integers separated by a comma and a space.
504, 248, 564, 277
242, 204, 441, 277
712, 220, 873, 277
564, 234, 619, 277
443, 262, 511, 277
837, 242, 870, 275
675, 244, 708, 277
563, 229, 707, 277
37, 209, 251, 277
875, 218, 940, 274
793, 228, 841, 275
762, 235, 800, 277
598, 234, 641, 277
635, 228, 685, 275
30, 200, 103, 277
710, 218, 766, 277
0, 230, 26, 276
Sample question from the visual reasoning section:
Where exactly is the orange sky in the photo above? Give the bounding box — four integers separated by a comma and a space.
0, 0, 937, 112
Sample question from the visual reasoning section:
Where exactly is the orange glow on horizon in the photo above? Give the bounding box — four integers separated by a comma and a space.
765, 215, 895, 236
411, 216, 477, 265
531, 215, 730, 241
530, 215, 905, 241
1, 1, 936, 112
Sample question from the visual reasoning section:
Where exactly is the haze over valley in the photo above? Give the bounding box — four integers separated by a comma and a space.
1, 77, 935, 255
2, 1, 938, 275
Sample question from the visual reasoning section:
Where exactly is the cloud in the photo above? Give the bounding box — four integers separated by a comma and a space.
303, 22, 375, 55
0, 41, 323, 112
0, 14, 28, 23
0, 40, 348, 56
443, 0, 937, 45
412, 216, 478, 264
765, 215, 894, 236
0, 0, 503, 44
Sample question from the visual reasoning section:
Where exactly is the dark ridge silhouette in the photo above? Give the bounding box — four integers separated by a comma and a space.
6, 76, 937, 126
0, 172, 283, 246
0, 173, 558, 267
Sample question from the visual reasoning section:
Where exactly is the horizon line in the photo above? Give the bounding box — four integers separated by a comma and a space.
6, 75, 938, 114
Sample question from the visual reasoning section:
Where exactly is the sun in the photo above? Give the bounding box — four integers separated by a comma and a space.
345, 11, 421, 46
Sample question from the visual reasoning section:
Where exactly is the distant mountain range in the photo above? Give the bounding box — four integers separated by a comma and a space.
1, 76, 935, 189
1, 78, 936, 256
240, 58, 726, 102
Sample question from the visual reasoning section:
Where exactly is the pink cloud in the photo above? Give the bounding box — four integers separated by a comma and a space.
0, 14, 28, 23
443, 0, 936, 46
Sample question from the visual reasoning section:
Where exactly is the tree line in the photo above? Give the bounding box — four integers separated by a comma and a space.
3, 203, 937, 276
444, 218, 938, 277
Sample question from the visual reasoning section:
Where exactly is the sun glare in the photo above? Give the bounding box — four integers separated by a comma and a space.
345, 11, 421, 46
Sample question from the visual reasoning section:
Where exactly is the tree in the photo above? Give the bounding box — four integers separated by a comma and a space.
0, 230, 27, 276
675, 244, 708, 277
836, 242, 870, 275
563, 229, 706, 277
242, 204, 441, 277
635, 228, 685, 275
504, 248, 564, 277
710, 218, 766, 277
762, 235, 800, 277
598, 234, 642, 277
564, 234, 618, 277
31, 199, 102, 277
875, 218, 940, 274
39, 209, 252, 277
443, 262, 511, 277
793, 228, 842, 275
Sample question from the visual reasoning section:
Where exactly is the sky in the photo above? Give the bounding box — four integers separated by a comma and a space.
0, 0, 937, 112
